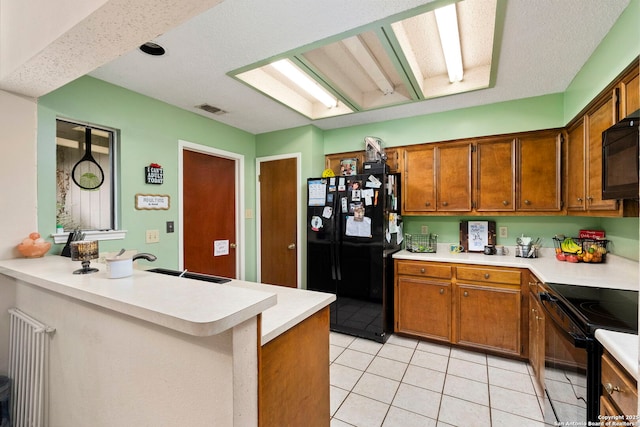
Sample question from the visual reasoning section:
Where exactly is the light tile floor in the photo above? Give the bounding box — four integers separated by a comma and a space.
329, 332, 547, 427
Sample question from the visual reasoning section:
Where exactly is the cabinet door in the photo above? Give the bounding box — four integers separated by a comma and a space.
619, 62, 639, 118
517, 130, 562, 211
456, 283, 521, 355
585, 93, 618, 211
475, 138, 516, 211
325, 152, 364, 176
396, 276, 450, 341
436, 143, 472, 211
403, 146, 436, 213
566, 119, 586, 211
528, 291, 545, 394
385, 148, 400, 173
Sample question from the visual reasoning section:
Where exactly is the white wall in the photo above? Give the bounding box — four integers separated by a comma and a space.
0, 89, 38, 374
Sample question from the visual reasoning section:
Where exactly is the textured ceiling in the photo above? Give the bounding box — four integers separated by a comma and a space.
84, 0, 630, 135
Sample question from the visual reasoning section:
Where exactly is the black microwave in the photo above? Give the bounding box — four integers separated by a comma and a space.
602, 109, 639, 200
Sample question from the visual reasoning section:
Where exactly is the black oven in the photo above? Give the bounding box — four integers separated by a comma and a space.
538, 283, 638, 424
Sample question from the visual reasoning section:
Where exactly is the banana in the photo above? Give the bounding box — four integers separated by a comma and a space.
561, 237, 583, 254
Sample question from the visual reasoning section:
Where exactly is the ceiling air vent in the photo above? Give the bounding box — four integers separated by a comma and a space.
195, 104, 227, 115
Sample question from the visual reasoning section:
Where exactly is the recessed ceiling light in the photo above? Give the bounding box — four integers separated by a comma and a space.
139, 42, 166, 56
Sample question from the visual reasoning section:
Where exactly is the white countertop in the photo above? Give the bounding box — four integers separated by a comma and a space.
0, 256, 332, 339
394, 245, 639, 291
229, 280, 335, 344
595, 329, 639, 381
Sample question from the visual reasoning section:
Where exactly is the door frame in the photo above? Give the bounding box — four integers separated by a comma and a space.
178, 140, 245, 279
256, 153, 302, 288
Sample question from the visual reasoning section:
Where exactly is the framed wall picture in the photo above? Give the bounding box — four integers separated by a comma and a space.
340, 158, 358, 176
459, 220, 496, 252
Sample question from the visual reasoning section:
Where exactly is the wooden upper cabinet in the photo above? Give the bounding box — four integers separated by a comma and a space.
619, 61, 639, 118
384, 148, 400, 173
516, 130, 562, 212
585, 92, 618, 211
566, 119, 587, 211
436, 143, 472, 211
475, 138, 516, 212
325, 151, 364, 176
325, 149, 400, 175
403, 145, 436, 213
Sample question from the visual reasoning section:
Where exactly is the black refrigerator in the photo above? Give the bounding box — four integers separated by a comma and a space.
306, 172, 401, 343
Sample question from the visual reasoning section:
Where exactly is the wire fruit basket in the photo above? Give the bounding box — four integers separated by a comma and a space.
406, 233, 437, 253
552, 236, 609, 263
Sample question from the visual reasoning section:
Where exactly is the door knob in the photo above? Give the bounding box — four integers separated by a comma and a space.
425, 201, 431, 206
287, 243, 296, 250
442, 201, 449, 207
524, 199, 531, 205
230, 243, 237, 249
463, 291, 469, 297
502, 200, 509, 206
439, 289, 445, 295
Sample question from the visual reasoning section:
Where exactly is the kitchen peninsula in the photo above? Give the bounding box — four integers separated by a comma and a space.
0, 256, 334, 427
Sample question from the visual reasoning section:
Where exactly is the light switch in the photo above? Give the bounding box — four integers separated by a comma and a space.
146, 229, 160, 243
499, 227, 508, 238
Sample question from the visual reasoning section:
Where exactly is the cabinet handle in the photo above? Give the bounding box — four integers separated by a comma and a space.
439, 288, 444, 295
442, 201, 448, 206
502, 200, 509, 206
577, 197, 583, 202
425, 201, 431, 207
420, 268, 425, 273
604, 383, 621, 395
463, 291, 469, 297
484, 273, 490, 279
587, 196, 593, 202
524, 200, 531, 205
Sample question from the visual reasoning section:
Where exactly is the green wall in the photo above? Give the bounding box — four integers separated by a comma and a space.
564, 0, 640, 122
38, 76, 259, 278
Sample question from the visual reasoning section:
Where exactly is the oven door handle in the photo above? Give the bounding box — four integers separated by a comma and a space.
538, 292, 590, 348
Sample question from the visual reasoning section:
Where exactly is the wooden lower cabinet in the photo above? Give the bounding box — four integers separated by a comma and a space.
394, 260, 526, 357
455, 282, 521, 356
600, 350, 638, 420
528, 281, 545, 394
259, 307, 330, 427
396, 276, 451, 342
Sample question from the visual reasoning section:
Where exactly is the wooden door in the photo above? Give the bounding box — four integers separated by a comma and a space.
517, 130, 562, 212
436, 143, 472, 211
396, 276, 451, 342
475, 138, 516, 212
456, 283, 521, 355
403, 146, 436, 213
586, 93, 618, 211
183, 150, 236, 278
259, 157, 298, 287
566, 119, 586, 211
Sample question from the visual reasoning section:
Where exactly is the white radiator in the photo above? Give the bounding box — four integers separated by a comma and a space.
8, 309, 55, 427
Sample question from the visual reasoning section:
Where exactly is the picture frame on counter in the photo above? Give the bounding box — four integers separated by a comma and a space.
460, 220, 496, 252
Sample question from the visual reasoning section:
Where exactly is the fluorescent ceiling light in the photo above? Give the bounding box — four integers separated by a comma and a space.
271, 59, 338, 108
434, 3, 464, 83
342, 36, 395, 95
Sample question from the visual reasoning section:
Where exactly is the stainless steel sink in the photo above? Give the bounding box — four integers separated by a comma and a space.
147, 268, 231, 284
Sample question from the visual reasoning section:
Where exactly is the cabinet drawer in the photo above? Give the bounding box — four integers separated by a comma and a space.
396, 261, 452, 279
456, 266, 521, 285
601, 352, 638, 416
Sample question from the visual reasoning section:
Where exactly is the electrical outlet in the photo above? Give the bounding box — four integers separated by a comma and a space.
146, 229, 160, 243
166, 221, 174, 233
499, 226, 508, 238
421, 225, 429, 234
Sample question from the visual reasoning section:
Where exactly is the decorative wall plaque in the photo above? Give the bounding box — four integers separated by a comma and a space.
145, 163, 164, 184
135, 194, 170, 210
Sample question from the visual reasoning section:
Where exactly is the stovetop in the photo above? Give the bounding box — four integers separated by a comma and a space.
546, 283, 638, 335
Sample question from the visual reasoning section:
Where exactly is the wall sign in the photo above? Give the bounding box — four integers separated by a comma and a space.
135, 194, 170, 210
145, 163, 164, 184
